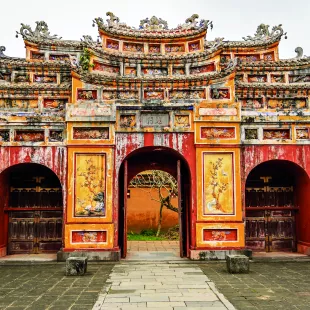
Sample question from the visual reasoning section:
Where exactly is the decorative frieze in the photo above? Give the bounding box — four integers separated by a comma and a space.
165, 44, 184, 53
49, 54, 69, 61
296, 128, 309, 139
248, 75, 267, 83
244, 128, 258, 140
188, 40, 200, 52
77, 89, 97, 100
203, 229, 237, 241
169, 90, 205, 100
143, 90, 164, 100
289, 75, 310, 83
120, 114, 136, 128
271, 74, 285, 83
142, 68, 168, 76
123, 42, 144, 52
190, 63, 215, 74
201, 127, 235, 139
106, 39, 119, 50
174, 115, 190, 128
0, 99, 38, 109
73, 127, 109, 139
43, 98, 66, 110
267, 98, 307, 109
172, 68, 185, 76
49, 130, 63, 142
14, 130, 44, 142
124, 67, 137, 76
241, 98, 263, 109
93, 62, 120, 74
72, 231, 107, 243
149, 44, 160, 53
30, 51, 44, 60
0, 130, 10, 142
34, 75, 57, 83
210, 88, 230, 99
237, 54, 260, 62
263, 129, 290, 140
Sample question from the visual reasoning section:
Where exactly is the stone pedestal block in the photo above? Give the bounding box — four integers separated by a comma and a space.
226, 254, 249, 273
65, 257, 88, 276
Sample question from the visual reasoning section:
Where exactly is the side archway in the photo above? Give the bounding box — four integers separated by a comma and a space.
245, 160, 310, 253
0, 163, 64, 256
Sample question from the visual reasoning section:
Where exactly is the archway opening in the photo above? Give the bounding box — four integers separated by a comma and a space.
245, 160, 310, 253
118, 146, 191, 258
0, 163, 63, 256
127, 170, 179, 250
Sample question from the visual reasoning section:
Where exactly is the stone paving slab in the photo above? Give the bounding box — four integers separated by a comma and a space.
93, 262, 234, 310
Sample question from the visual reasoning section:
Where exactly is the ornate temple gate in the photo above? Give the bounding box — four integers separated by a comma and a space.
245, 175, 297, 252
6, 165, 63, 254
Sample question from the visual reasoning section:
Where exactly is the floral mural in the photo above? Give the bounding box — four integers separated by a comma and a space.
93, 62, 120, 74
75, 155, 106, 217
203, 153, 234, 215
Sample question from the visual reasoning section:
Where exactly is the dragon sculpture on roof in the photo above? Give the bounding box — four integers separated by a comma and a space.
16, 21, 61, 41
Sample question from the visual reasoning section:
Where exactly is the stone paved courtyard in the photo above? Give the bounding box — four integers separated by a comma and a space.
1, 260, 310, 309
0, 263, 113, 310
200, 261, 310, 310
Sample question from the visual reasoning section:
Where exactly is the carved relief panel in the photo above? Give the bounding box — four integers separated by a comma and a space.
190, 63, 215, 74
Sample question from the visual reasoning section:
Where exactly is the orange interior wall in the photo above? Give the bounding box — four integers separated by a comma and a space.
127, 187, 178, 233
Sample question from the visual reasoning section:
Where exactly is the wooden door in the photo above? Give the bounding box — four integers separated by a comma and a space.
245, 182, 297, 252
177, 160, 183, 257
122, 160, 128, 258
8, 210, 62, 254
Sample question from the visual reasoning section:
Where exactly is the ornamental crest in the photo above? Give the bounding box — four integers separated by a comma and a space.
16, 21, 61, 41
243, 24, 286, 43
139, 16, 168, 30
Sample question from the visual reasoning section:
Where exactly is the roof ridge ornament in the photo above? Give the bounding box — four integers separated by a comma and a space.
0, 46, 7, 58
242, 24, 287, 43
139, 16, 168, 30
16, 21, 62, 41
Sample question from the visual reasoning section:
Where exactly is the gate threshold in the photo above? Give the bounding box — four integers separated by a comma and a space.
0, 254, 57, 263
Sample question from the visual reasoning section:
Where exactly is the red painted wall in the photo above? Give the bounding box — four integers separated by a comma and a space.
242, 145, 310, 253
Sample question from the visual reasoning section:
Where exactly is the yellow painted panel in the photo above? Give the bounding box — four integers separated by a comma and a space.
197, 148, 242, 221
67, 147, 114, 223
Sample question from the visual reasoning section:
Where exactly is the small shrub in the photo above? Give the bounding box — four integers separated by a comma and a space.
140, 229, 156, 236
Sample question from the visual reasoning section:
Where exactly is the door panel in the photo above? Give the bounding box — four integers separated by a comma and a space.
122, 160, 128, 258
177, 160, 183, 257
8, 211, 63, 254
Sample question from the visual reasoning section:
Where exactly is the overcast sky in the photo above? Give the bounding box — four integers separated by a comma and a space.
1, 0, 309, 59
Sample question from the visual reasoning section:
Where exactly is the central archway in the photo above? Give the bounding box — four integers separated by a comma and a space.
118, 146, 191, 258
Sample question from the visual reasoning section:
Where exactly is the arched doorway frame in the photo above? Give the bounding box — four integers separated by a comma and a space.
0, 162, 65, 256
244, 158, 310, 253
117, 146, 192, 258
